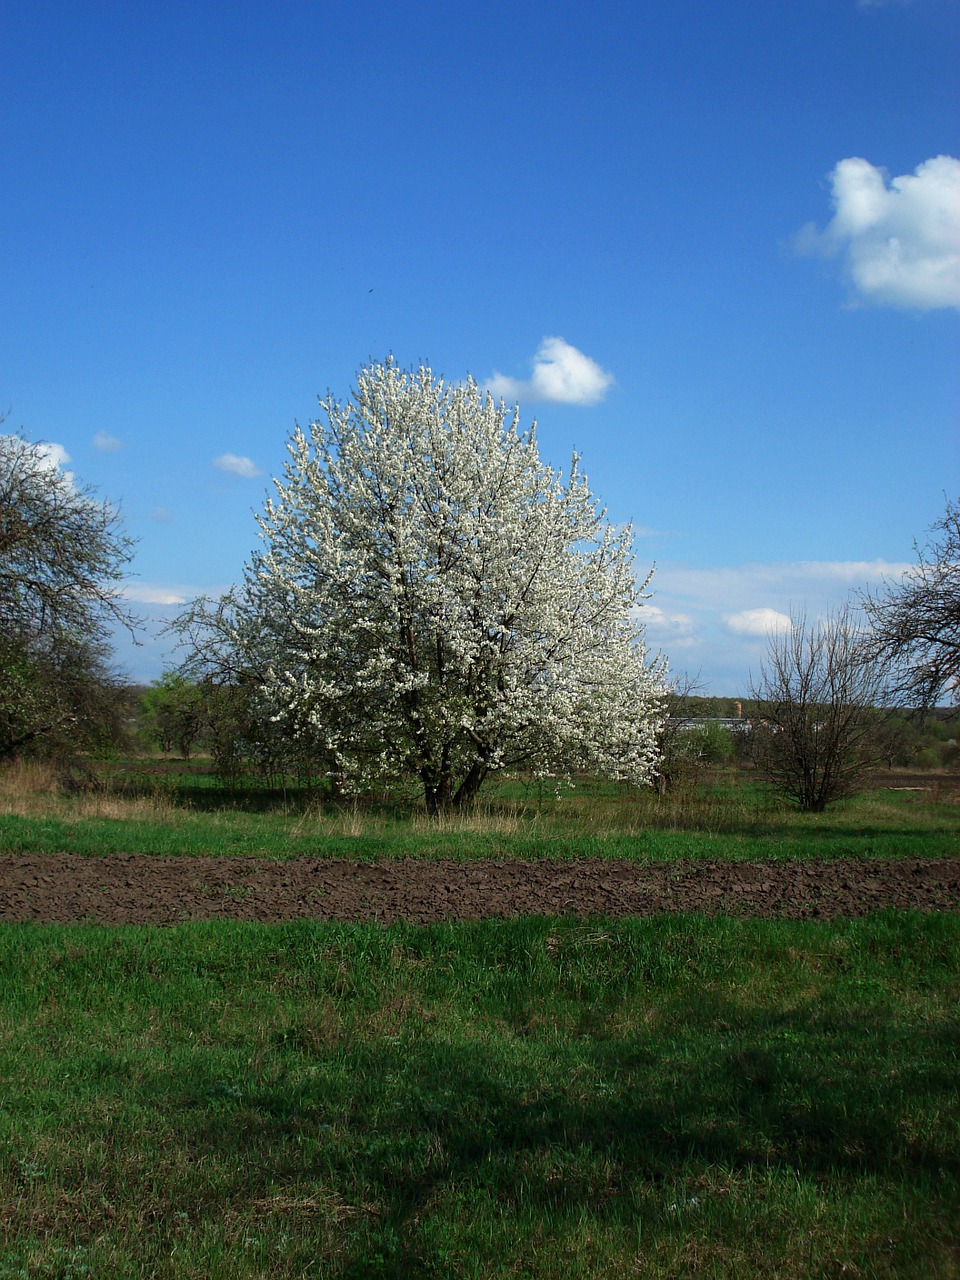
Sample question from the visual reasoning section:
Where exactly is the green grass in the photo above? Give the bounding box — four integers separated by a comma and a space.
1, 914, 958, 1278
1, 759, 958, 860
2, 759, 957, 1274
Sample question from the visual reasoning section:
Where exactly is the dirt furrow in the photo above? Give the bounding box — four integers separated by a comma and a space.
0, 855, 957, 924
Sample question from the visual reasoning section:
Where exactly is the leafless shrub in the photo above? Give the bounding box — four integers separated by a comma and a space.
749, 605, 889, 812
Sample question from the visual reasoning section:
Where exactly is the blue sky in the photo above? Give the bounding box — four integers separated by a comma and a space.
3, 0, 958, 693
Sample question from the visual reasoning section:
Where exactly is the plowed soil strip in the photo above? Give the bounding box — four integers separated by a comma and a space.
1, 855, 958, 924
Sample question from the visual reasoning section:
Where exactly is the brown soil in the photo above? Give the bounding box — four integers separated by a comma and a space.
1, 855, 958, 925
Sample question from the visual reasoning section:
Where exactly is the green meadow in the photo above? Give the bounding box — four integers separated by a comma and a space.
1, 762, 958, 1277
0, 759, 957, 862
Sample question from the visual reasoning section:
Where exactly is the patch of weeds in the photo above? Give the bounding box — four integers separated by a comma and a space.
0, 1246, 94, 1280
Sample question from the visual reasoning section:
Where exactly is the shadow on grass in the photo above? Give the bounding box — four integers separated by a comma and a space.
5, 914, 959, 1277
152, 1004, 959, 1277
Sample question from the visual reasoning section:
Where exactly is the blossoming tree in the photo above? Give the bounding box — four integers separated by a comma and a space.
211, 359, 666, 812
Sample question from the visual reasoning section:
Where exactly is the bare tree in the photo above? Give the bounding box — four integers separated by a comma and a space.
749, 606, 889, 812
861, 497, 960, 710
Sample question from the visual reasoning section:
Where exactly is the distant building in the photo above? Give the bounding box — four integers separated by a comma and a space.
668, 717, 752, 734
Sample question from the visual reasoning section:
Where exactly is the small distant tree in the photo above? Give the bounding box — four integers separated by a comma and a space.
194, 676, 264, 786
749, 606, 889, 812
695, 718, 736, 765
0, 430, 137, 761
140, 673, 206, 757
861, 497, 960, 709
175, 359, 668, 813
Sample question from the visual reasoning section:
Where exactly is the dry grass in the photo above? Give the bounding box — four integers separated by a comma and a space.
71, 792, 181, 822
0, 759, 61, 816
290, 803, 388, 839
410, 803, 533, 836
2, 757, 957, 867
0, 758, 180, 823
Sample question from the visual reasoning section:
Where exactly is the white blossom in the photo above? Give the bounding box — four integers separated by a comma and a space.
231, 359, 666, 812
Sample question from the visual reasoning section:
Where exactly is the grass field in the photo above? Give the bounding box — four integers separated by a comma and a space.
0, 759, 958, 862
1, 760, 958, 1278
1, 914, 958, 1279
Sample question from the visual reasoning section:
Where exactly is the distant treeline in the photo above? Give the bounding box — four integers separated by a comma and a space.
121, 682, 959, 778
672, 695, 958, 771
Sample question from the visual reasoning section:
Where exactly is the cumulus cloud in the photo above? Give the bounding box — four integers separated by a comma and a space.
486, 337, 615, 406
626, 553, 938, 693
17, 439, 76, 489
643, 559, 911, 690
0, 436, 73, 483
796, 155, 960, 309
92, 430, 124, 451
641, 604, 700, 647
32, 441, 71, 470
722, 608, 794, 637
213, 453, 263, 478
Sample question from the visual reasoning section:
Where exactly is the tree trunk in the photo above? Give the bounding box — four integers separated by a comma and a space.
452, 761, 489, 811
422, 772, 454, 817
422, 761, 490, 816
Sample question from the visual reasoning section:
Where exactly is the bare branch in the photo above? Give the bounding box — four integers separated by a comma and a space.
861, 497, 960, 710
0, 431, 138, 760
749, 605, 888, 812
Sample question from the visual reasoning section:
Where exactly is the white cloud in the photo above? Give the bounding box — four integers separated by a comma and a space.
486, 337, 614, 406
120, 584, 188, 606
20, 440, 76, 489
150, 506, 173, 523
796, 155, 960, 309
722, 608, 793, 637
93, 430, 124, 451
33, 441, 71, 470
643, 558, 913, 692
641, 604, 700, 646
213, 452, 264, 478
119, 580, 232, 609
657, 559, 910, 613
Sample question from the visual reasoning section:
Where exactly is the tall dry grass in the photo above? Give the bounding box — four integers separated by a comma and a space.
0, 759, 61, 817
290, 802, 387, 840
410, 803, 533, 836
0, 758, 181, 823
